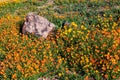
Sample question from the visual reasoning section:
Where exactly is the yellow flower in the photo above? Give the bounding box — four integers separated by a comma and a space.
111, 57, 117, 65
58, 73, 62, 77
103, 14, 106, 17
85, 57, 89, 63
83, 65, 89, 68
82, 36, 85, 41
112, 22, 118, 29
63, 30, 68, 35
81, 25, 86, 30
77, 30, 84, 34
65, 77, 69, 80
68, 28, 72, 33
71, 22, 78, 27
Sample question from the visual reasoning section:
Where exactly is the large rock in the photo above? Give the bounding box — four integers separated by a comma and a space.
22, 13, 55, 38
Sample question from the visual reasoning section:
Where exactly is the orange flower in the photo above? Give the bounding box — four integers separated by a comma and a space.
24, 74, 28, 78
111, 57, 117, 65
90, 55, 96, 64
21, 57, 25, 62
46, 44, 50, 50
95, 49, 100, 53
112, 76, 116, 79
31, 49, 36, 54
114, 55, 119, 60
104, 74, 108, 79
109, 17, 113, 21
102, 66, 106, 71
116, 28, 120, 33
27, 60, 32, 65
41, 59, 45, 66
66, 47, 71, 52
114, 66, 119, 72
12, 74, 17, 79
95, 45, 99, 48
34, 64, 39, 69
106, 53, 110, 60
7, 54, 12, 59
103, 43, 107, 47
0, 70, 5, 75
118, 50, 120, 54
85, 76, 89, 80
29, 67, 34, 71
17, 64, 22, 71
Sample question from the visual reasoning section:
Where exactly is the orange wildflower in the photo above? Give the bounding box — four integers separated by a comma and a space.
104, 74, 108, 79
17, 64, 22, 71
66, 47, 71, 52
12, 74, 17, 79
85, 76, 89, 80
7, 54, 12, 59
27, 60, 32, 65
95, 49, 100, 53
102, 66, 106, 71
31, 49, 36, 54
114, 55, 119, 60
106, 53, 110, 60
112, 76, 116, 79
116, 28, 120, 33
90, 55, 96, 64
114, 66, 119, 72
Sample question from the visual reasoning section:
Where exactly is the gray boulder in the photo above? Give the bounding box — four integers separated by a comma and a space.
22, 13, 55, 38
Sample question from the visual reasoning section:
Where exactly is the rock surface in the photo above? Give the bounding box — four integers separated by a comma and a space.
22, 13, 55, 38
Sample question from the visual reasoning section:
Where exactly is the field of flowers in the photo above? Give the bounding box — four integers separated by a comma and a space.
0, 0, 120, 80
